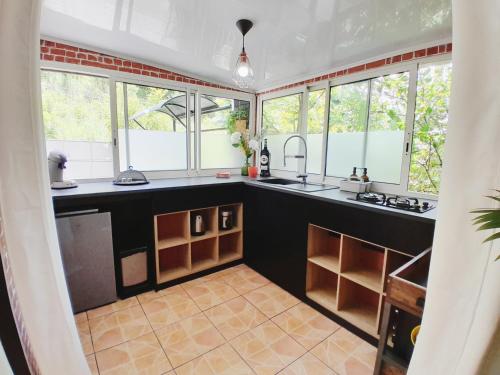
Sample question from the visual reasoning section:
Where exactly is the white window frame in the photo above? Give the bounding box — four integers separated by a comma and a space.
40, 60, 256, 182
257, 54, 451, 199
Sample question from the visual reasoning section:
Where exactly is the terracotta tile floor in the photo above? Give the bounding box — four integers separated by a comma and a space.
77, 264, 376, 375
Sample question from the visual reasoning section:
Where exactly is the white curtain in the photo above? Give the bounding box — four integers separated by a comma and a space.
409, 0, 500, 374
0, 0, 89, 374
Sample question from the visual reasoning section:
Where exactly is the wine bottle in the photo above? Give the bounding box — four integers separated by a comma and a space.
260, 139, 271, 177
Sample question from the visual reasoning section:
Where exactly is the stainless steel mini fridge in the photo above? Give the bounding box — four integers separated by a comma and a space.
56, 210, 117, 312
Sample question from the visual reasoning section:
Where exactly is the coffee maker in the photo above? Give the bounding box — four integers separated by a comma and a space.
48, 151, 78, 189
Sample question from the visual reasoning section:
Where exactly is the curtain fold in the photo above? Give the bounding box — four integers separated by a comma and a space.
0, 0, 90, 373
408, 0, 500, 374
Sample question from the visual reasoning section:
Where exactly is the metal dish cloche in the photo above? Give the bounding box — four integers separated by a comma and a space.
113, 166, 149, 185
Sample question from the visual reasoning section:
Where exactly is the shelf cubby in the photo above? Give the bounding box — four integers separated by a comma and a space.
157, 244, 190, 283
383, 250, 413, 291
191, 237, 218, 272
337, 276, 380, 336
218, 230, 242, 263
218, 203, 243, 233
306, 261, 339, 312
307, 225, 341, 273
190, 207, 218, 242
155, 211, 189, 249
340, 236, 386, 292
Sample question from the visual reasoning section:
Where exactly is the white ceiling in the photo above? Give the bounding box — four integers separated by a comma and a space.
40, 0, 452, 92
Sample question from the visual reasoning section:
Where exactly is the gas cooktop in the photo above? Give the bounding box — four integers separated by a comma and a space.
347, 192, 435, 213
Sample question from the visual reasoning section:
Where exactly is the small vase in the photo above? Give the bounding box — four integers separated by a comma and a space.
241, 158, 250, 176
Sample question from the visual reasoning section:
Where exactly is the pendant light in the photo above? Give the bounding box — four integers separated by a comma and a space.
233, 19, 254, 88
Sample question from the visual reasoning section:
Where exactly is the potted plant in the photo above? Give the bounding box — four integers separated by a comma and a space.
471, 189, 500, 261
227, 109, 249, 134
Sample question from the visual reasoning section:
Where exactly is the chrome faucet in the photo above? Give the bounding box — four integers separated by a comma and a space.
283, 135, 308, 184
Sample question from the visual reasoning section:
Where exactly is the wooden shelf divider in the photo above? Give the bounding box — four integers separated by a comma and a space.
154, 203, 243, 284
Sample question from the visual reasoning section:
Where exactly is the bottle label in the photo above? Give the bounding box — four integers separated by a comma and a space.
260, 155, 269, 165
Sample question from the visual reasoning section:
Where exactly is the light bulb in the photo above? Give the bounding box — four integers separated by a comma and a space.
237, 64, 249, 77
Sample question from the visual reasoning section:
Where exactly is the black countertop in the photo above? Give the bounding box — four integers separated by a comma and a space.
51, 176, 438, 223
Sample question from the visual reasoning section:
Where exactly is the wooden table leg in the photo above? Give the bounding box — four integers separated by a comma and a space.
374, 302, 392, 374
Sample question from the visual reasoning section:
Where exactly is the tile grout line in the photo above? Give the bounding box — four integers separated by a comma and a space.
137, 298, 175, 372
307, 327, 353, 374
199, 308, 258, 375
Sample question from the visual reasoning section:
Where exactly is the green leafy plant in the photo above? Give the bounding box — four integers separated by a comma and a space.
471, 190, 500, 261
227, 109, 249, 134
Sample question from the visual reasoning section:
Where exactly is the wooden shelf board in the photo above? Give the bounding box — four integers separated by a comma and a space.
307, 286, 338, 312
157, 266, 190, 283
309, 255, 340, 273
218, 252, 242, 264
219, 227, 242, 236
192, 258, 217, 272
341, 269, 383, 293
190, 231, 217, 243
157, 236, 188, 250
335, 306, 379, 337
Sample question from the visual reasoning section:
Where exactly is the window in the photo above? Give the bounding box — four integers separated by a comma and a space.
116, 82, 188, 171
326, 72, 409, 183
365, 73, 409, 183
262, 94, 302, 172
409, 62, 452, 194
306, 89, 326, 174
41, 70, 113, 179
259, 58, 452, 196
326, 81, 369, 177
40, 67, 254, 179
200, 95, 250, 169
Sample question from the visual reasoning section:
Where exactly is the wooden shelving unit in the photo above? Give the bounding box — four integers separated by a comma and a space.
156, 211, 189, 249
340, 236, 385, 293
337, 277, 380, 336
157, 244, 190, 283
154, 203, 243, 284
219, 231, 243, 263
305, 224, 414, 338
191, 237, 218, 272
306, 261, 339, 312
307, 225, 341, 273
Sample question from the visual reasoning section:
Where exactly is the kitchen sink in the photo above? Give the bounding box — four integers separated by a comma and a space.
257, 178, 339, 192
258, 178, 299, 185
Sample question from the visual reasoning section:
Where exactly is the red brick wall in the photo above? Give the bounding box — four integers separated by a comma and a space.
40, 39, 452, 96
258, 43, 452, 95
40, 39, 240, 92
